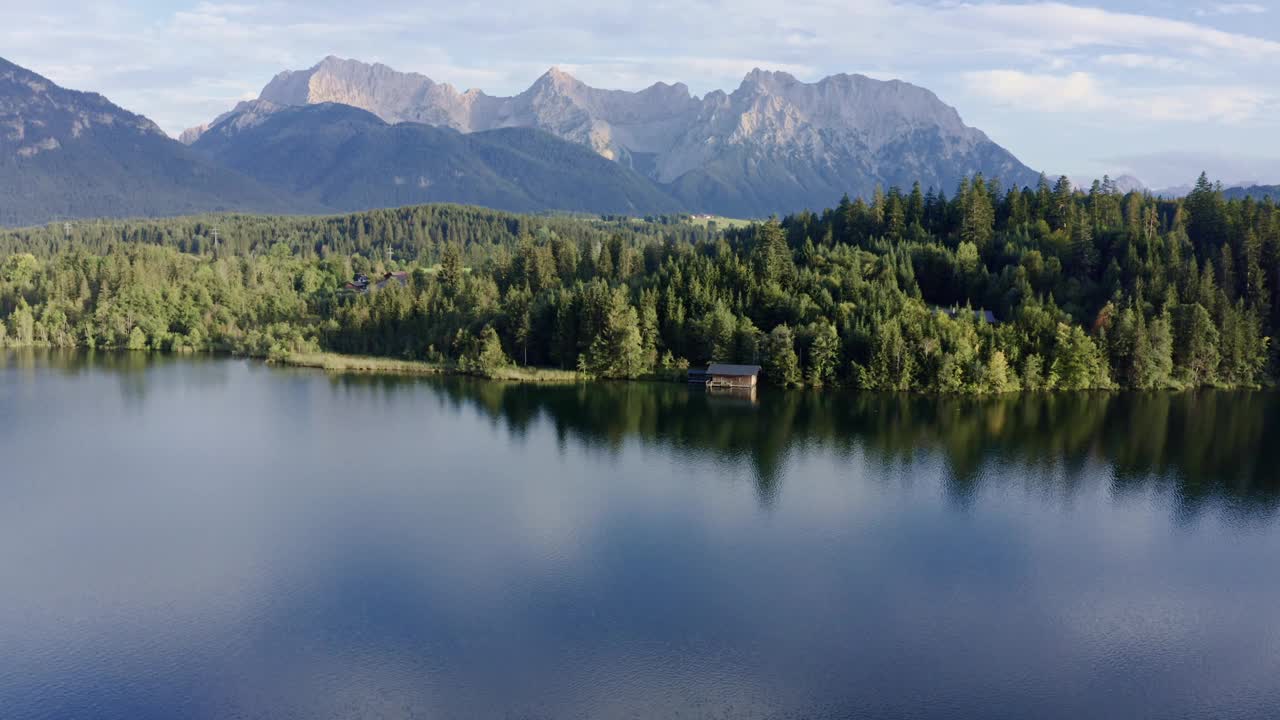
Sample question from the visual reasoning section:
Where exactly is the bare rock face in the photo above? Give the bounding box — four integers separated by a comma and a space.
260, 56, 447, 124
1113, 175, 1147, 194
180, 99, 284, 145
1, 56, 164, 159
178, 124, 209, 145
191, 56, 1042, 215
181, 56, 475, 144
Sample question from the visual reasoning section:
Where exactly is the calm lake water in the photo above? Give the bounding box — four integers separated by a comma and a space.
2, 350, 1280, 720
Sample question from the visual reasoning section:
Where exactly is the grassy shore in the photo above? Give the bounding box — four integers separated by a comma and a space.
685, 214, 754, 229
279, 352, 584, 383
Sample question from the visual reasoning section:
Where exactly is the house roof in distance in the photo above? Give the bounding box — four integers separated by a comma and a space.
707, 364, 762, 377
934, 306, 999, 324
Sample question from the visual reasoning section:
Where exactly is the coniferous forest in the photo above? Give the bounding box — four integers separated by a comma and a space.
1, 173, 1276, 392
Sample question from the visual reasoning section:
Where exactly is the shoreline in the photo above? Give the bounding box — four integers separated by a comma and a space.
273, 352, 1274, 393
277, 352, 587, 384
3, 346, 1270, 393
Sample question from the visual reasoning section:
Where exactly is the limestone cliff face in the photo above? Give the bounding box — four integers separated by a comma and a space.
186, 56, 1041, 215
260, 57, 460, 126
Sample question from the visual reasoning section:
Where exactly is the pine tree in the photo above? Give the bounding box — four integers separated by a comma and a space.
887, 196, 907, 241
1144, 307, 1176, 389
752, 221, 794, 287
1050, 176, 1075, 230
438, 242, 463, 294
505, 284, 533, 365
472, 325, 511, 376
1173, 303, 1221, 386
734, 316, 761, 364
1184, 172, 1226, 250
551, 292, 579, 369
762, 324, 801, 387
806, 322, 840, 386
907, 182, 926, 228
638, 289, 660, 370
1070, 215, 1098, 278
858, 321, 914, 391
961, 174, 995, 250
579, 287, 647, 379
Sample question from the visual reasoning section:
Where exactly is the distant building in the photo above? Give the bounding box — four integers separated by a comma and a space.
705, 364, 762, 389
342, 271, 409, 294
934, 306, 999, 324
342, 273, 371, 292
374, 271, 409, 290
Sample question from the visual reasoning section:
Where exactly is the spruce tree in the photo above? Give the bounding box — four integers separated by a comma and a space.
762, 324, 801, 387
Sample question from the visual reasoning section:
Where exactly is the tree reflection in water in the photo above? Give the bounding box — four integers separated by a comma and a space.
11, 350, 1272, 518
323, 371, 1280, 519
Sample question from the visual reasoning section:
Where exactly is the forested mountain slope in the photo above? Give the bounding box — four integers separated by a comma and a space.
190, 103, 686, 216
0, 57, 312, 227
1225, 185, 1280, 202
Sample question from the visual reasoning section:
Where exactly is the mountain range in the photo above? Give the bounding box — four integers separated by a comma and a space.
1071, 174, 1147, 194
0, 57, 311, 227
190, 102, 684, 215
4, 54, 1056, 226
183, 57, 1043, 218
1223, 185, 1280, 201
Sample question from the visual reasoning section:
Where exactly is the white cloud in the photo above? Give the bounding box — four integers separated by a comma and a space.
965, 71, 1106, 113
0, 0, 1276, 177
964, 69, 1272, 124
558, 57, 817, 94
955, 2, 1280, 62
1097, 54, 1195, 73
1195, 3, 1268, 16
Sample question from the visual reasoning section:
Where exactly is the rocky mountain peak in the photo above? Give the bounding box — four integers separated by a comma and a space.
257, 55, 438, 124
538, 66, 580, 87
182, 56, 1040, 215
739, 68, 800, 91
524, 67, 588, 104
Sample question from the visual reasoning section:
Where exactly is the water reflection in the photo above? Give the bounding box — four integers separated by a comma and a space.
0, 349, 231, 408
322, 372, 1280, 518
5, 353, 1280, 720
7, 350, 1278, 517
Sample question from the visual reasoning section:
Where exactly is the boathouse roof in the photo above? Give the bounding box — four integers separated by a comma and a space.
707, 364, 762, 377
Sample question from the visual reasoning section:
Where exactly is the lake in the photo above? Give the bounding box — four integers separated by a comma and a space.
2, 350, 1279, 719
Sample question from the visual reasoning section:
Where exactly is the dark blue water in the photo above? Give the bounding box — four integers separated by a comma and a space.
2, 350, 1280, 719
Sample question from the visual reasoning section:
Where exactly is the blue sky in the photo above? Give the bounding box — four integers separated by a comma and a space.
3, 0, 1277, 188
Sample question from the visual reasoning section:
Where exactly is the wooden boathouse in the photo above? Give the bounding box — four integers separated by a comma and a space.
704, 364, 762, 389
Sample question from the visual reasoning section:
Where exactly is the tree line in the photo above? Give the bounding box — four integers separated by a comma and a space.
1, 174, 1276, 391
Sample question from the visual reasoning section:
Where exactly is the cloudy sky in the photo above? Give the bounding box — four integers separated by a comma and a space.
3, 0, 1277, 188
